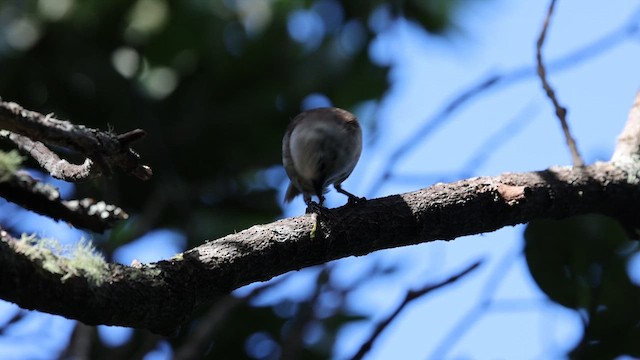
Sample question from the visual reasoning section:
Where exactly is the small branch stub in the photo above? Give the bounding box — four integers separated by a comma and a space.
611, 91, 640, 163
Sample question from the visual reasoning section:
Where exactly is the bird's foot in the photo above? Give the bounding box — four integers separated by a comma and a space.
305, 201, 336, 220
334, 184, 365, 207
346, 194, 366, 207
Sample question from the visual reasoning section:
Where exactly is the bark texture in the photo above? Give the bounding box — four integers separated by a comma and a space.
1, 162, 639, 334
0, 93, 640, 334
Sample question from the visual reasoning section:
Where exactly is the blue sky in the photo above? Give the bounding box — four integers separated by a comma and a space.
1, 0, 640, 359
282, 0, 640, 358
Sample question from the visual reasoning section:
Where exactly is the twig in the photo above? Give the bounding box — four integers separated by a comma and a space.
389, 101, 541, 187
536, 0, 584, 167
0, 309, 27, 335
57, 322, 95, 360
0, 100, 152, 181
173, 275, 290, 360
429, 246, 521, 359
0, 170, 128, 232
281, 267, 329, 360
1, 131, 94, 182
459, 101, 540, 176
350, 260, 482, 360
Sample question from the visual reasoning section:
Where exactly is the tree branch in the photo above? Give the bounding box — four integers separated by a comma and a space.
0, 170, 128, 233
0, 131, 93, 181
0, 100, 152, 181
0, 159, 638, 335
368, 3, 640, 196
173, 275, 289, 360
0, 99, 149, 231
1, 93, 640, 336
612, 91, 640, 163
536, 0, 585, 167
350, 260, 482, 360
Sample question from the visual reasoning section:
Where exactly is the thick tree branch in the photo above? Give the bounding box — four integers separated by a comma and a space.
0, 100, 152, 181
0, 160, 639, 335
1, 93, 639, 336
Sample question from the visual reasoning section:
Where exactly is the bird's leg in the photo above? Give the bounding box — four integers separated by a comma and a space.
304, 200, 323, 214
334, 183, 366, 206
304, 197, 336, 220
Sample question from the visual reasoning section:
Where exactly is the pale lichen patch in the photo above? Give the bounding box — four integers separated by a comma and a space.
13, 235, 108, 285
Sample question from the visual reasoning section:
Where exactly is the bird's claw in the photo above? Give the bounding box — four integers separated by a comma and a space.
305, 201, 336, 220
346, 195, 366, 207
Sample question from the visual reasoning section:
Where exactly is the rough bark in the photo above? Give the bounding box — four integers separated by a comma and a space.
0, 93, 639, 335
0, 99, 149, 232
0, 170, 128, 233
0, 100, 151, 181
1, 161, 639, 334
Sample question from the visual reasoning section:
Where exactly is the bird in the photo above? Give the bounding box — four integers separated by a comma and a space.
282, 107, 363, 207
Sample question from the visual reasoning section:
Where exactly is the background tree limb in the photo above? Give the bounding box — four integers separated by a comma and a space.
0, 99, 152, 181
0, 99, 151, 232
0, 170, 128, 233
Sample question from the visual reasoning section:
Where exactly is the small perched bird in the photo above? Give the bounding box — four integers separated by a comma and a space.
282, 107, 363, 207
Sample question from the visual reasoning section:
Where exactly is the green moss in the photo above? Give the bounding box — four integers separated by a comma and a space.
14, 235, 108, 285
0, 149, 25, 181
310, 219, 317, 240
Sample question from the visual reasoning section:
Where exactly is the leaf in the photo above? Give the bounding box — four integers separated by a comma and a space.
524, 214, 640, 358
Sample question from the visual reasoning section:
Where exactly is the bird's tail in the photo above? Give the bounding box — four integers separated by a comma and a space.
284, 183, 300, 203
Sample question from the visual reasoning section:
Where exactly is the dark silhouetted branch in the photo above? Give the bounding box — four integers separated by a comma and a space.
0, 99, 152, 181
173, 275, 290, 360
0, 170, 128, 233
350, 260, 482, 360
0, 99, 149, 231
1, 131, 93, 181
